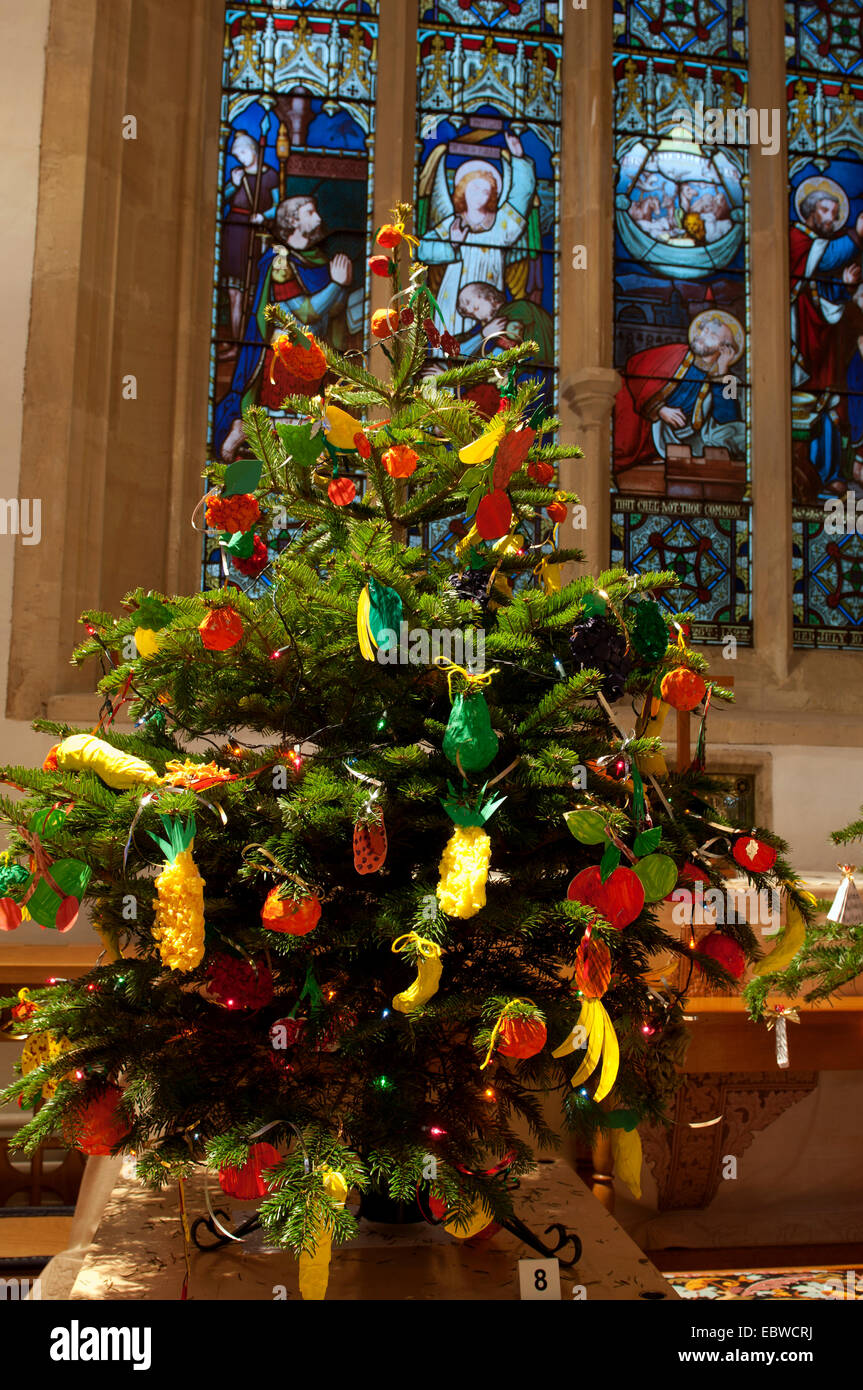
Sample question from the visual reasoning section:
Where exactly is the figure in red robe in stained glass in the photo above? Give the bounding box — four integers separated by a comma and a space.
614, 312, 745, 477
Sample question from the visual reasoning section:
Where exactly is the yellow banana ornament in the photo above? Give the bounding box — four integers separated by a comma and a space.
298, 1167, 349, 1301
458, 416, 506, 465
750, 891, 813, 977
391, 934, 443, 1014
552, 998, 620, 1102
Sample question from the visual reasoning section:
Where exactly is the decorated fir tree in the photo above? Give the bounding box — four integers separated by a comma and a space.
0, 207, 808, 1296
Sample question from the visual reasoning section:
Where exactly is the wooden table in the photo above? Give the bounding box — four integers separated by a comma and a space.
54, 1159, 676, 1302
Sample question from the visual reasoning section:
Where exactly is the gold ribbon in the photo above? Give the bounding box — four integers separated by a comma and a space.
391, 932, 441, 960
435, 658, 500, 701
765, 1007, 800, 1029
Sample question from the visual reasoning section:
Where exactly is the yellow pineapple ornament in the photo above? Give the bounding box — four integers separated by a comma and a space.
150, 816, 205, 972
391, 933, 443, 1014
436, 784, 506, 920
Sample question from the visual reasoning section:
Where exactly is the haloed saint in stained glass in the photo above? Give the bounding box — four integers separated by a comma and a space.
415, 3, 561, 388
787, 2, 863, 647
414, 0, 561, 560
611, 1, 752, 645
211, 4, 377, 468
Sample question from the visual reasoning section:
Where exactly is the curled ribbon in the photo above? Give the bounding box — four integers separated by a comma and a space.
435, 658, 500, 701
391, 932, 441, 961
480, 998, 537, 1071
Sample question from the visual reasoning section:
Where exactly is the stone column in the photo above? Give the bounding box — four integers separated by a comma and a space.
372, 0, 419, 317
748, 0, 792, 679
558, 0, 619, 580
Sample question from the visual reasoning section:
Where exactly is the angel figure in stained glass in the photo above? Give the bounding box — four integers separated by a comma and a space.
417, 131, 537, 342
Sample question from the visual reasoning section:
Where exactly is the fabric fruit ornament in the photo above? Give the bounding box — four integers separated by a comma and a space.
369, 254, 393, 278
459, 415, 506, 464
567, 864, 645, 930
546, 498, 567, 524
569, 616, 632, 702
56, 733, 161, 789
131, 594, 173, 660
437, 786, 505, 920
750, 892, 812, 977
269, 332, 328, 396
490, 427, 535, 488
476, 489, 512, 541
10, 988, 36, 1025
322, 403, 362, 451
574, 929, 612, 999
630, 600, 668, 662
357, 575, 403, 662
633, 853, 678, 903
232, 534, 268, 579
299, 1166, 349, 1301
382, 444, 419, 478
732, 836, 777, 873
696, 930, 746, 980
262, 885, 321, 936
66, 1085, 132, 1156
444, 1193, 495, 1241
199, 606, 244, 652
328, 476, 356, 507
463, 382, 501, 419
205, 493, 261, 534
481, 1001, 546, 1067
553, 996, 619, 1101
23, 857, 90, 932
391, 933, 443, 1014
218, 1142, 281, 1200
150, 816, 205, 972
527, 459, 554, 485
660, 667, 706, 712
447, 568, 491, 613
207, 953, 274, 1009
442, 675, 498, 773
377, 223, 403, 249
371, 307, 399, 339
21, 1029, 72, 1100
353, 810, 387, 874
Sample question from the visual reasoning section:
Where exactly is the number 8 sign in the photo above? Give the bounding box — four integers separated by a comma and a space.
518, 1258, 561, 1301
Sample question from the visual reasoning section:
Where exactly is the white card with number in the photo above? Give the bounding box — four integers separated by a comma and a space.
518, 1257, 561, 1300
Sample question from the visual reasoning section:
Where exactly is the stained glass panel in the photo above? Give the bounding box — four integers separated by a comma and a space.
414, 0, 561, 558
206, 2, 377, 587
612, 3, 752, 643
787, 4, 863, 646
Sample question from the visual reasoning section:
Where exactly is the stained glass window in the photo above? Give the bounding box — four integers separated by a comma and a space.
610, 0, 752, 645
786, 2, 863, 648
414, 0, 562, 557
206, 1, 377, 586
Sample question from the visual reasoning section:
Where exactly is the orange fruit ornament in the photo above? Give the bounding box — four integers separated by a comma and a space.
328, 476, 357, 507
371, 308, 399, 340
660, 667, 707, 712
261, 888, 321, 936
383, 444, 418, 478
269, 333, 328, 396
496, 1014, 547, 1059
199, 606, 244, 651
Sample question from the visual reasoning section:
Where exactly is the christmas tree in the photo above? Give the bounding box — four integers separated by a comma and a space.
0, 206, 804, 1295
